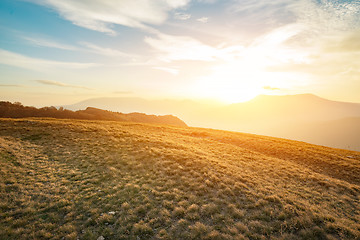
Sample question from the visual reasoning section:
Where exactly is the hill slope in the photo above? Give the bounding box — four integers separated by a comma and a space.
0, 118, 359, 239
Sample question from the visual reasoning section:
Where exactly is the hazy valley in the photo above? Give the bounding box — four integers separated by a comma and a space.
64, 94, 360, 151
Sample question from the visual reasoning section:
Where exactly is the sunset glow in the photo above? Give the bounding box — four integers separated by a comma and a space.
1, 0, 360, 105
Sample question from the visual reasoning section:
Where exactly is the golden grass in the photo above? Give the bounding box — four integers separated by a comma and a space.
0, 118, 359, 239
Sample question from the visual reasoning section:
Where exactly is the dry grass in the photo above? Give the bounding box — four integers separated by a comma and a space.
0, 118, 359, 239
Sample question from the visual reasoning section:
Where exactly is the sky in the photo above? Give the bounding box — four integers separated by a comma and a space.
1, 0, 360, 106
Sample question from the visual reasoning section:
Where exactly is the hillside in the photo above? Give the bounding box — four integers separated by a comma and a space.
0, 101, 187, 127
1, 118, 359, 239
64, 94, 360, 151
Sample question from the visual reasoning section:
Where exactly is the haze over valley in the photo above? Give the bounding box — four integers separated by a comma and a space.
64, 94, 360, 151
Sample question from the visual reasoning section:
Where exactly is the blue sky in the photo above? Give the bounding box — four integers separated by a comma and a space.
1, 0, 360, 106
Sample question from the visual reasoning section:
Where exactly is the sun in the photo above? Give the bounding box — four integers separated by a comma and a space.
190, 54, 308, 104
187, 24, 313, 104
191, 62, 271, 103
205, 79, 263, 104
188, 27, 310, 104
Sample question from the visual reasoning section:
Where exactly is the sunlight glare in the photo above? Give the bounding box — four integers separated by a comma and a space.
192, 61, 271, 103
190, 26, 311, 104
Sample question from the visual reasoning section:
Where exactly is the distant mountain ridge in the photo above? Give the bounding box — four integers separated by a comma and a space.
63, 97, 221, 118
64, 94, 360, 151
231, 94, 360, 121
0, 102, 187, 127
213, 93, 360, 130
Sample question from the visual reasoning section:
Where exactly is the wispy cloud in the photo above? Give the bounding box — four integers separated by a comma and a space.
324, 31, 360, 53
80, 42, 135, 58
197, 0, 217, 3
174, 12, 191, 20
113, 91, 133, 95
152, 66, 179, 75
23, 36, 79, 50
197, 17, 209, 23
230, 0, 360, 42
0, 84, 23, 87
261, 0, 360, 77
0, 49, 99, 71
22, 35, 138, 59
294, 0, 360, 35
263, 86, 281, 91
229, 0, 297, 30
29, 0, 191, 34
223, 0, 360, 88
144, 33, 222, 62
145, 32, 249, 63
35, 80, 93, 90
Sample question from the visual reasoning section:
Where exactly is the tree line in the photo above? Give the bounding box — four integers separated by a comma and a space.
0, 101, 187, 127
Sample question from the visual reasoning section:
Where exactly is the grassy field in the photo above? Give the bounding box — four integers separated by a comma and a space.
0, 118, 359, 240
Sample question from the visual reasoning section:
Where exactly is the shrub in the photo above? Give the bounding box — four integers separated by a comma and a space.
172, 206, 185, 217
189, 222, 209, 238
200, 203, 218, 217
132, 221, 153, 237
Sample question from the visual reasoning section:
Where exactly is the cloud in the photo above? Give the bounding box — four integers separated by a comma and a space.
35, 80, 93, 90
23, 36, 138, 59
229, 0, 298, 29
23, 37, 79, 50
260, 0, 360, 77
174, 12, 191, 20
263, 86, 281, 91
80, 42, 135, 58
144, 33, 232, 62
29, 0, 191, 34
197, 0, 217, 3
196, 17, 208, 23
113, 91, 133, 95
145, 32, 254, 64
333, 31, 360, 52
0, 49, 99, 71
0, 84, 23, 87
265, 31, 360, 87
317, 31, 360, 56
226, 0, 360, 88
294, 0, 360, 35
229, 0, 360, 41
152, 66, 179, 75
268, 50, 360, 77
